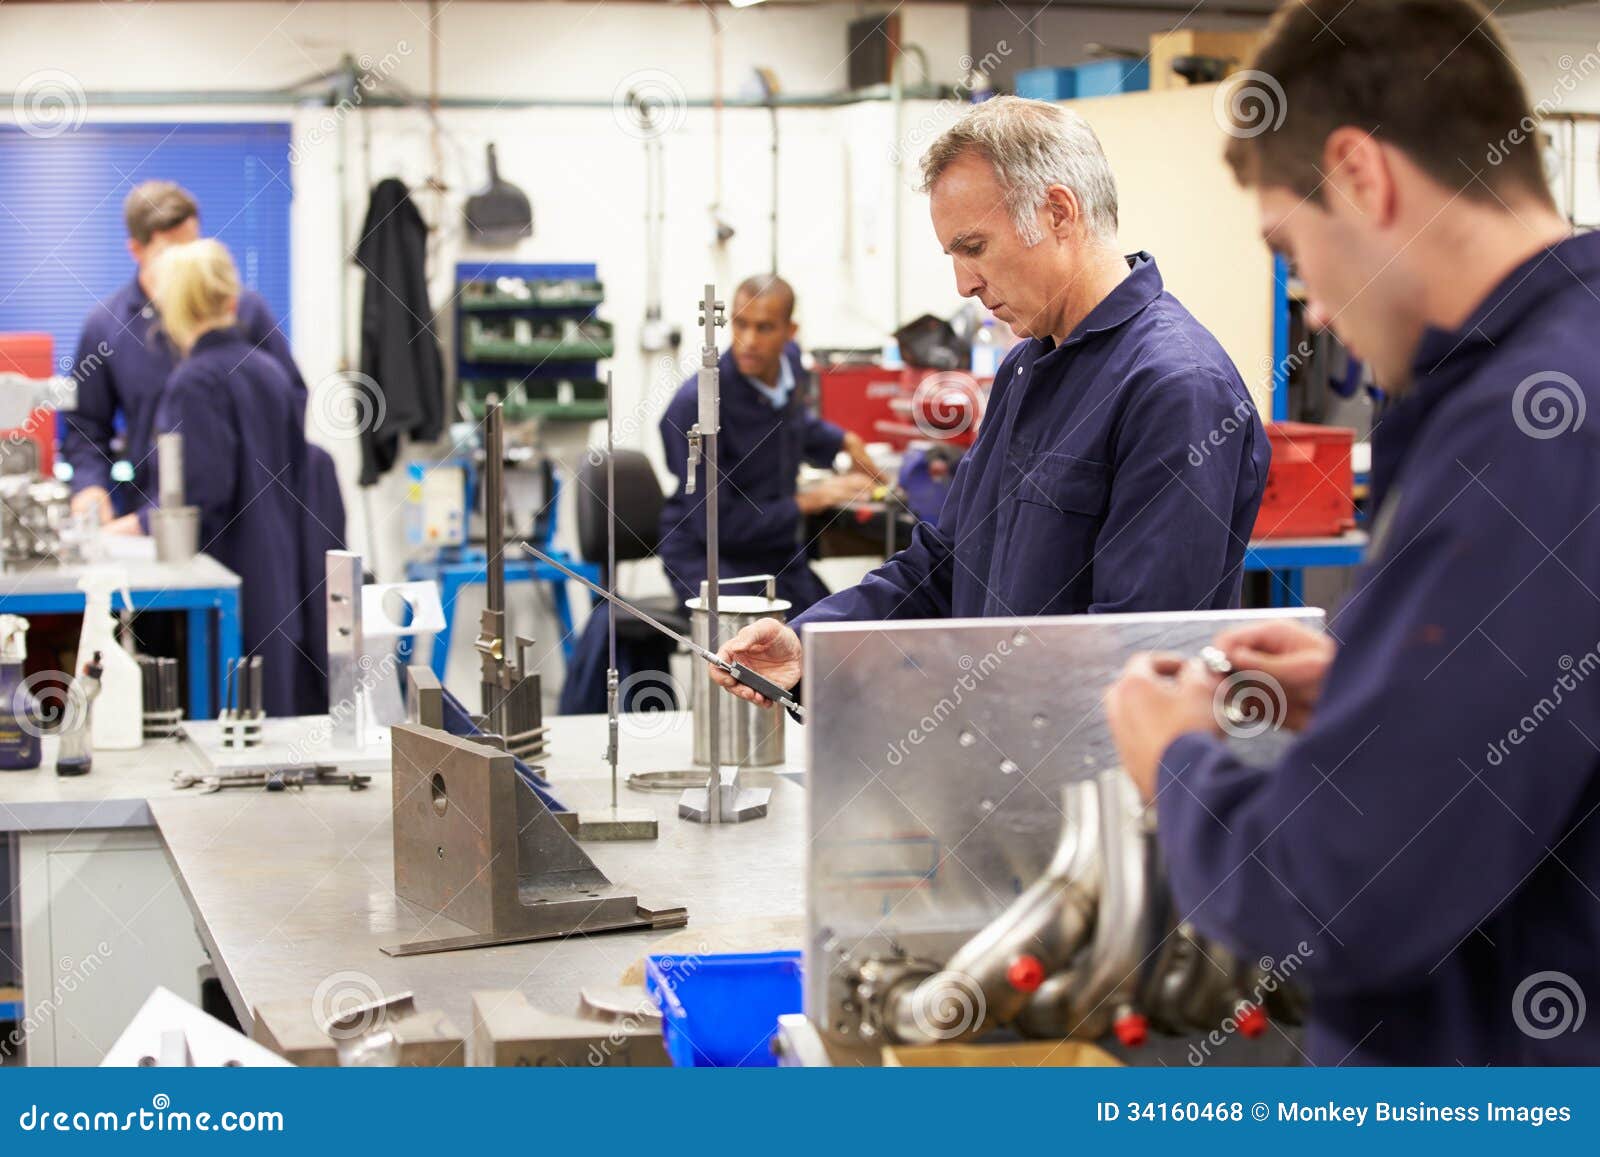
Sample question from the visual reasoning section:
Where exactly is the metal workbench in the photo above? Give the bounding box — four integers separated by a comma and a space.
0, 553, 242, 718
149, 712, 806, 1042
0, 735, 220, 1063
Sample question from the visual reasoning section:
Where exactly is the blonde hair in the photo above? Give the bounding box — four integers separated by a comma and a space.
152, 239, 240, 352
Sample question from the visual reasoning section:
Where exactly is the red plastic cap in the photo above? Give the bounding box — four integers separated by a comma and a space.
1236, 1003, 1269, 1038
1113, 1011, 1149, 1048
1006, 954, 1046, 993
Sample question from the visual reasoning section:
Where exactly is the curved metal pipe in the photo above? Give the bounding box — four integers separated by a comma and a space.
877, 779, 1105, 1045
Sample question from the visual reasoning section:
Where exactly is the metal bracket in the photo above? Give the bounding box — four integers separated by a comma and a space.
383, 724, 685, 956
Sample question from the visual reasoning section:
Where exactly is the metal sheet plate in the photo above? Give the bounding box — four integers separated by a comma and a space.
800, 608, 1323, 1040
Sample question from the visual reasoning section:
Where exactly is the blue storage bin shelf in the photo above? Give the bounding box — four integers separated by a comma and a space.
1016, 67, 1076, 102
645, 950, 802, 1068
1072, 59, 1150, 97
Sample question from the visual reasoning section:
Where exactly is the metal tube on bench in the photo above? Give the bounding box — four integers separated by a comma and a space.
485, 398, 505, 619
605, 370, 619, 811
699, 285, 722, 824
157, 432, 184, 509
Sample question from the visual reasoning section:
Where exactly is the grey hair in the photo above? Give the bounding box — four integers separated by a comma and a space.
919, 95, 1119, 246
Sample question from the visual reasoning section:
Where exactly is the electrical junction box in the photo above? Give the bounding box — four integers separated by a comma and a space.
406, 461, 467, 547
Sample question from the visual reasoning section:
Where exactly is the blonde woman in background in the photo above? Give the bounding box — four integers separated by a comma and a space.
107, 239, 345, 715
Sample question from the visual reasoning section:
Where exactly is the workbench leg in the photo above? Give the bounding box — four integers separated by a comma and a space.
431, 573, 461, 682
1267, 568, 1305, 609
186, 607, 211, 719
213, 590, 243, 719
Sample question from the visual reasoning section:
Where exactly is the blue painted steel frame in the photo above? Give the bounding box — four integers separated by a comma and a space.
0, 584, 242, 718
1243, 535, 1368, 608
402, 553, 601, 678
1271, 253, 1292, 423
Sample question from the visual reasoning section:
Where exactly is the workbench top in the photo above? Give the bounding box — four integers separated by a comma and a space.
0, 718, 392, 833
148, 711, 808, 1045
0, 550, 240, 595
0, 734, 206, 832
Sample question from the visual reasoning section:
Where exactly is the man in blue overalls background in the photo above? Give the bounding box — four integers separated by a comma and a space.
64, 180, 303, 521
1107, 0, 1600, 1064
559, 274, 883, 714
656, 273, 885, 615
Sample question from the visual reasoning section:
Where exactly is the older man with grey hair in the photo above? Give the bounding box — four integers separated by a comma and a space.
711, 96, 1270, 706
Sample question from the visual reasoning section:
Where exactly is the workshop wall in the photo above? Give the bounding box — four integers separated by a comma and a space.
6, 0, 1600, 700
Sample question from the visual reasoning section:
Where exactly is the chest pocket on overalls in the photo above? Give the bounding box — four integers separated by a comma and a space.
1006, 450, 1111, 613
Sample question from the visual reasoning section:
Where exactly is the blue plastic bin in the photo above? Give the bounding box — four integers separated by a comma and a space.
1071, 59, 1150, 97
1015, 67, 1076, 102
645, 950, 802, 1067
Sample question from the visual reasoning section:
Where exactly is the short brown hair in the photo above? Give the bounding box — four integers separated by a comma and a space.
1224, 0, 1553, 210
124, 181, 198, 244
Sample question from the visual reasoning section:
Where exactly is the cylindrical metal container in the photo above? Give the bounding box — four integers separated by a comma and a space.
688, 591, 791, 769
150, 505, 200, 564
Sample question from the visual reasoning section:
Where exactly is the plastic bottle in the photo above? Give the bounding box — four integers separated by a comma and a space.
75, 571, 143, 750
971, 318, 1002, 378
0, 615, 41, 770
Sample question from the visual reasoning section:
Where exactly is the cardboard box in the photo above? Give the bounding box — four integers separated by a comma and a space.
1149, 29, 1266, 90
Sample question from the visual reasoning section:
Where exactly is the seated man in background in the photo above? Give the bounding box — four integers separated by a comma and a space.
1106, 0, 1600, 1064
657, 273, 884, 614
64, 180, 305, 522
107, 240, 341, 716
559, 274, 881, 714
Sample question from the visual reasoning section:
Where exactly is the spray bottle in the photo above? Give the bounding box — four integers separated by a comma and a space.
75, 571, 143, 750
0, 615, 41, 771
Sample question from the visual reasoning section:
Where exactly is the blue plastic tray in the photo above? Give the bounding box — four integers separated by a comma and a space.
645, 951, 802, 1068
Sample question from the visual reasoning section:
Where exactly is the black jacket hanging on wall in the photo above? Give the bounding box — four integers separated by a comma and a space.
356, 178, 444, 485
